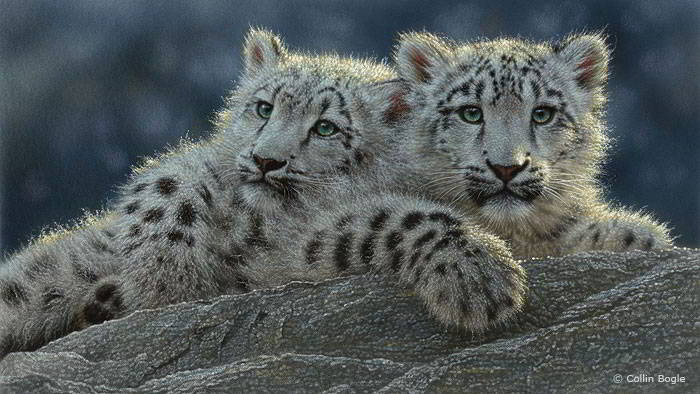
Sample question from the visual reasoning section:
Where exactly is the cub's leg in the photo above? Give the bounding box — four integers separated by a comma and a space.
258, 194, 527, 332
0, 223, 121, 358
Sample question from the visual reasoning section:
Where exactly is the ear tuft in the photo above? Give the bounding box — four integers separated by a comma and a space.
555, 33, 610, 90
243, 27, 287, 76
394, 32, 451, 85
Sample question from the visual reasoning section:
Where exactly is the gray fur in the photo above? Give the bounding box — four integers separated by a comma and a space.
393, 32, 673, 258
0, 29, 525, 358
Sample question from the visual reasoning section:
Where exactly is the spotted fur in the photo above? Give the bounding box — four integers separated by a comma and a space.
0, 29, 525, 358
394, 32, 673, 257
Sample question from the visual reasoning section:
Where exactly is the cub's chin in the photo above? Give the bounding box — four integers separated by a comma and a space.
476, 192, 536, 223
240, 181, 292, 214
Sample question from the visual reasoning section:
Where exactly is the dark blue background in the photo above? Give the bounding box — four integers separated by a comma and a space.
1, 0, 698, 255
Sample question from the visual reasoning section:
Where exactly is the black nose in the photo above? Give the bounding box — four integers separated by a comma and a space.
253, 155, 287, 174
486, 159, 529, 183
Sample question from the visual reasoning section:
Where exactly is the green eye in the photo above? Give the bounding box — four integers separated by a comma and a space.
532, 106, 555, 124
313, 120, 339, 137
458, 106, 483, 124
256, 101, 273, 119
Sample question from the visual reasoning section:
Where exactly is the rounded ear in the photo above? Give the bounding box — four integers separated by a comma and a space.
393, 32, 451, 85
243, 27, 287, 76
553, 33, 610, 91
365, 79, 413, 126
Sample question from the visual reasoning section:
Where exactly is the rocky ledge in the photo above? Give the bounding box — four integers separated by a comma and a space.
0, 249, 698, 393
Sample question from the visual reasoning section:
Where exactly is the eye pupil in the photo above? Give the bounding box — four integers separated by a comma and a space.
458, 106, 483, 124
256, 102, 273, 119
315, 120, 338, 136
532, 107, 554, 124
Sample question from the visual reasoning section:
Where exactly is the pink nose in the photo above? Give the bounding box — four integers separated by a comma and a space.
486, 160, 529, 183
253, 155, 287, 174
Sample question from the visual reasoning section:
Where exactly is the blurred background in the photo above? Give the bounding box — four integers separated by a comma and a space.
1, 0, 698, 255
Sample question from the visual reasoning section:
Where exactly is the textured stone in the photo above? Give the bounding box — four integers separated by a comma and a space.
0, 249, 697, 393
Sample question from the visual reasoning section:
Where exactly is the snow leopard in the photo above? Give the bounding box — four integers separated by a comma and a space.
0, 29, 525, 358
392, 32, 673, 258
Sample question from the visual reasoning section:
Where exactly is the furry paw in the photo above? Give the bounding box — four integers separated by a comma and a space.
582, 213, 673, 253
78, 278, 125, 328
410, 227, 527, 332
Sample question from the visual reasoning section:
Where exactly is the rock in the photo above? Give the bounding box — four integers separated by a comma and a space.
1, 249, 698, 393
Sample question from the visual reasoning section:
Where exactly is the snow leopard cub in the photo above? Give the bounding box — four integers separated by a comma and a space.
393, 32, 673, 258
0, 29, 525, 358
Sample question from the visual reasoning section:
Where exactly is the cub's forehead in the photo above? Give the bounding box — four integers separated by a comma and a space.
439, 39, 555, 84
455, 39, 551, 66
435, 39, 564, 106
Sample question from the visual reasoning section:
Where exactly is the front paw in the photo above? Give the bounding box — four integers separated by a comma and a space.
413, 230, 527, 332
77, 277, 125, 329
586, 215, 672, 252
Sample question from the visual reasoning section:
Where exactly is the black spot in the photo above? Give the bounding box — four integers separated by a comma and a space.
133, 183, 148, 193
370, 210, 390, 232
305, 238, 323, 265
428, 212, 460, 227
624, 232, 636, 248
186, 235, 196, 247
391, 250, 405, 272
434, 264, 447, 276
128, 224, 141, 237
95, 283, 118, 303
334, 232, 353, 272
84, 303, 112, 325
197, 183, 213, 207
41, 287, 64, 311
125, 201, 140, 214
143, 207, 165, 223
177, 202, 197, 226
156, 177, 177, 195
360, 234, 376, 267
353, 149, 365, 164
386, 231, 403, 250
167, 231, 185, 243
1, 281, 29, 306
402, 212, 425, 230
414, 230, 437, 249
592, 230, 600, 244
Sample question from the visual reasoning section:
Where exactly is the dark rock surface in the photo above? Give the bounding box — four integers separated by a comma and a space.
0, 249, 698, 393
